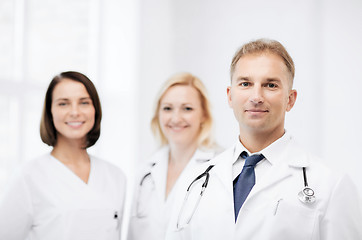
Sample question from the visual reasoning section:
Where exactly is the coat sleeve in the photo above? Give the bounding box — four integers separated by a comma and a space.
320, 174, 362, 240
119, 173, 127, 240
0, 171, 33, 240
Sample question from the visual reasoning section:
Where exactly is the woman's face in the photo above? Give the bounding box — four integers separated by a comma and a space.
51, 79, 95, 145
158, 85, 205, 147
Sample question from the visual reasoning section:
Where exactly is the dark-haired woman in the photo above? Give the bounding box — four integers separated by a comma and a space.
0, 72, 126, 240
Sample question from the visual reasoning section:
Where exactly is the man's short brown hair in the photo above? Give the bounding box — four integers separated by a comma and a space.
230, 39, 295, 86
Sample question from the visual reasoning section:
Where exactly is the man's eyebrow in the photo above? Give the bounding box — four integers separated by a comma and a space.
266, 78, 281, 82
235, 76, 250, 82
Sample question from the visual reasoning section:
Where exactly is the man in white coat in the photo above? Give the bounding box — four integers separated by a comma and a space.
166, 39, 362, 240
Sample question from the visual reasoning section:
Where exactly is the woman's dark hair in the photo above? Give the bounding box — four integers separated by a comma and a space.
40, 71, 102, 148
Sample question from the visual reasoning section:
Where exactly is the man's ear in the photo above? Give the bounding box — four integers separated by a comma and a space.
227, 86, 232, 107
286, 89, 297, 112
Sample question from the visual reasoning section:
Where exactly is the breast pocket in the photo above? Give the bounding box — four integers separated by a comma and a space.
65, 208, 119, 240
169, 226, 192, 240
266, 199, 317, 240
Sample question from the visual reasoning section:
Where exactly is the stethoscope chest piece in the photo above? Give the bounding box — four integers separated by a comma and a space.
298, 167, 316, 204
298, 187, 316, 203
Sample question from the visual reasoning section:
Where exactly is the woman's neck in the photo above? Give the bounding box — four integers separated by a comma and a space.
168, 142, 198, 166
51, 138, 91, 184
51, 137, 89, 165
165, 142, 198, 199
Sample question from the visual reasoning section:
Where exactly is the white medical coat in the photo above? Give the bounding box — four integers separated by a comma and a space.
128, 146, 217, 240
0, 153, 126, 240
166, 135, 362, 240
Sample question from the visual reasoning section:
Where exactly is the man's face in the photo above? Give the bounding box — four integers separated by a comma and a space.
227, 52, 297, 137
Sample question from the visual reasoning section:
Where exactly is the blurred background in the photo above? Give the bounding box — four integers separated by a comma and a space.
1, 0, 362, 237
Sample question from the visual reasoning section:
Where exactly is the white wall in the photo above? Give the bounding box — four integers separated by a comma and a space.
138, 0, 362, 196
321, 0, 362, 186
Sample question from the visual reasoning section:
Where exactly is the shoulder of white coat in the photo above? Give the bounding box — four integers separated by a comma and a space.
145, 146, 169, 164
142, 146, 168, 169
3, 153, 51, 190
17, 153, 51, 175
132, 146, 168, 181
186, 145, 235, 174
207, 145, 235, 166
286, 139, 351, 194
285, 139, 334, 175
193, 147, 223, 164
90, 155, 126, 183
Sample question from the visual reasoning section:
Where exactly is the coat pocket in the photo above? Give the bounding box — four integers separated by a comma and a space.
266, 199, 317, 240
65, 208, 119, 240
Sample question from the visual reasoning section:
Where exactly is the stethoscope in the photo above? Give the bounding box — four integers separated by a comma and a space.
135, 164, 155, 218
176, 165, 214, 229
176, 164, 316, 229
135, 162, 214, 219
298, 167, 316, 203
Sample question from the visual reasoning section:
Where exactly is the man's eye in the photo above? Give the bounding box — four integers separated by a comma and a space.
267, 83, 277, 88
241, 82, 249, 87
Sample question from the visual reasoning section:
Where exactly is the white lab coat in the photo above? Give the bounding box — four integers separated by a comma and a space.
128, 146, 218, 240
166, 135, 362, 240
0, 153, 127, 240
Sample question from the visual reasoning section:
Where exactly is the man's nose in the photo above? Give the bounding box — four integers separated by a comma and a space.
249, 86, 264, 105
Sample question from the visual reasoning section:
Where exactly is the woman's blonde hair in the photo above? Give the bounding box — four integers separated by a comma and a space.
151, 72, 215, 149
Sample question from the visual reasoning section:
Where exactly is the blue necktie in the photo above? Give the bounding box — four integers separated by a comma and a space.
233, 152, 264, 221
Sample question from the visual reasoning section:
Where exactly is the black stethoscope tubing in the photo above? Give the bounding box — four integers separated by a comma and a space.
186, 165, 214, 192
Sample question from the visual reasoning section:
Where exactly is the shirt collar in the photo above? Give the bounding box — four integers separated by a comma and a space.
233, 130, 292, 166
193, 148, 216, 163
233, 138, 250, 164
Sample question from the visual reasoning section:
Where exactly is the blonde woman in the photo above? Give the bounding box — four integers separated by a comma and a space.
0, 71, 126, 240
128, 73, 220, 240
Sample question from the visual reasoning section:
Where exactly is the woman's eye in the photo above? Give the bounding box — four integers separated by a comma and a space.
162, 106, 172, 111
58, 102, 67, 106
184, 107, 193, 111
81, 101, 90, 105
